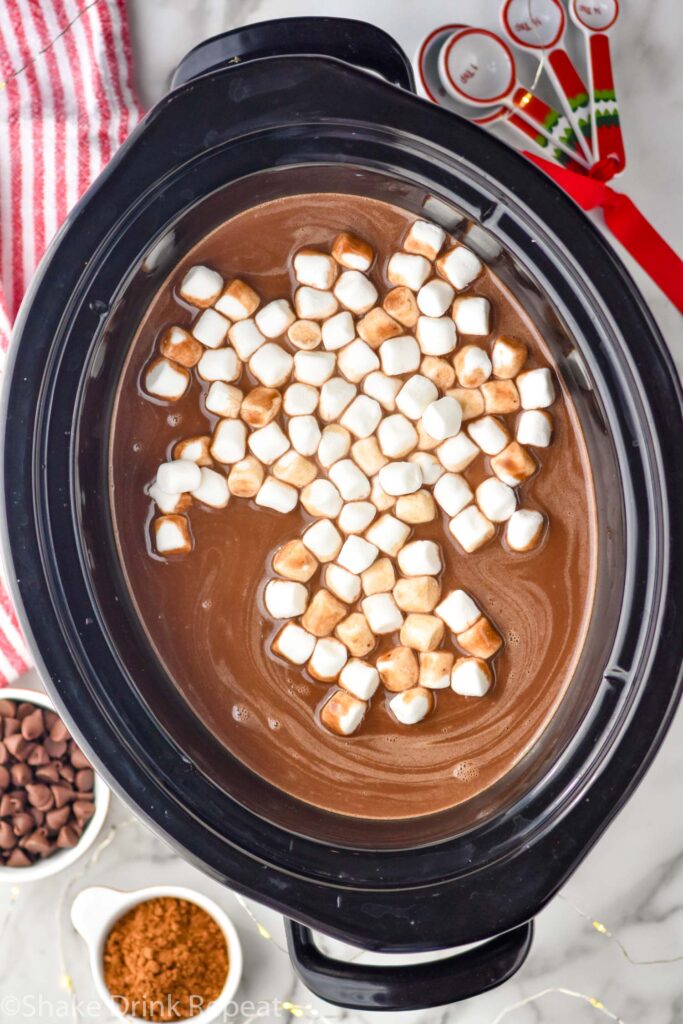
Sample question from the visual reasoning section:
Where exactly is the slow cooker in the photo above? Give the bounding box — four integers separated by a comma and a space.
2, 18, 682, 1012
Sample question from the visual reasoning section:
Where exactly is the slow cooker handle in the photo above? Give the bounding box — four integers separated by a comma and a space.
285, 919, 534, 1011
171, 17, 416, 93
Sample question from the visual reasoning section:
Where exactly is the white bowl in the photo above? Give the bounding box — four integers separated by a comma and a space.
71, 884, 243, 1022
0, 686, 110, 883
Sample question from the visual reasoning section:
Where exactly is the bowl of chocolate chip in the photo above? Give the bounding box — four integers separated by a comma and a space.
2, 15, 681, 1012
0, 689, 109, 880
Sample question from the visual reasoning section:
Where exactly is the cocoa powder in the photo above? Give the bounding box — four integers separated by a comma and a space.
102, 896, 229, 1021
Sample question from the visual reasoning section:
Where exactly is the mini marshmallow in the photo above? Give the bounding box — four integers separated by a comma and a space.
377, 414, 418, 459
516, 409, 553, 448
318, 424, 352, 467
338, 535, 378, 574
340, 395, 382, 439
492, 336, 527, 379
395, 490, 436, 525
383, 286, 419, 327
293, 249, 338, 290
390, 687, 433, 724
255, 477, 298, 513
272, 451, 317, 488
149, 482, 189, 515
393, 577, 441, 614
452, 296, 490, 336
192, 308, 230, 349
491, 441, 537, 487
334, 271, 378, 314
422, 396, 463, 441
273, 539, 318, 582
320, 689, 365, 734
249, 342, 293, 388
157, 459, 201, 494
449, 505, 495, 553
370, 476, 397, 511
159, 326, 203, 367
476, 478, 516, 522
144, 358, 190, 401
416, 279, 455, 318
272, 623, 316, 665
506, 509, 545, 552
337, 339, 380, 383
376, 646, 418, 691
331, 232, 374, 272
322, 311, 355, 351
517, 368, 555, 409
435, 589, 480, 634
215, 279, 260, 321
264, 579, 308, 619
408, 451, 444, 486
419, 651, 454, 689
309, 641, 349, 683
362, 594, 404, 636
227, 456, 264, 497
421, 355, 455, 391
433, 473, 473, 517
339, 660, 380, 701
451, 658, 492, 697
191, 467, 230, 508
178, 265, 223, 307
335, 612, 375, 658
457, 617, 502, 659
241, 386, 283, 428
378, 462, 422, 497
454, 345, 492, 388
361, 557, 396, 596
325, 564, 361, 604
467, 416, 510, 455
302, 519, 343, 562
351, 437, 388, 477
302, 589, 347, 637
448, 387, 484, 421
205, 382, 242, 418
255, 299, 295, 338
284, 382, 319, 416
404, 219, 446, 259
154, 515, 192, 555
248, 421, 290, 465
416, 420, 441, 452
288, 415, 321, 456
437, 432, 479, 472
329, 459, 370, 501
397, 539, 442, 576
365, 514, 411, 557
319, 377, 357, 422
387, 252, 431, 291
416, 315, 457, 356
436, 245, 482, 290
357, 307, 402, 348
481, 379, 520, 415
362, 371, 402, 411
229, 318, 266, 360
287, 319, 322, 350
379, 335, 421, 376
337, 501, 377, 535
197, 347, 241, 383
396, 375, 438, 420
294, 286, 339, 321
301, 478, 342, 518
400, 613, 444, 653
293, 350, 336, 387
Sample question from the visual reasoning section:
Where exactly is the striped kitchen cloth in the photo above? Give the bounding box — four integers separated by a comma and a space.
0, 0, 143, 684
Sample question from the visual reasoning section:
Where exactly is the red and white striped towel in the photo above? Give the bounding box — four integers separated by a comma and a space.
0, 0, 143, 684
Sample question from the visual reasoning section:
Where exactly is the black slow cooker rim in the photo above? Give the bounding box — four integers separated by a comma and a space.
2, 55, 682, 950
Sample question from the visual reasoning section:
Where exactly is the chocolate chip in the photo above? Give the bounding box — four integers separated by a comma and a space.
0, 700, 16, 718
0, 791, 25, 816
35, 762, 61, 783
16, 703, 35, 721
0, 766, 9, 791
72, 800, 95, 825
21, 708, 44, 741
75, 769, 94, 792
50, 784, 73, 808
11, 813, 34, 837
10, 763, 32, 787
69, 744, 90, 770
0, 743, 7, 765
44, 738, 67, 759
58, 764, 75, 783
3, 718, 20, 738
43, 709, 59, 729
56, 825, 80, 849
6, 847, 31, 867
45, 806, 71, 832
22, 828, 53, 856
26, 783, 55, 811
49, 719, 70, 743
27, 745, 50, 767
31, 809, 45, 827
4, 734, 33, 761
0, 821, 16, 849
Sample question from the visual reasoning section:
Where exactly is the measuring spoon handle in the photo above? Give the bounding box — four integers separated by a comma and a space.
588, 33, 626, 172
510, 87, 589, 168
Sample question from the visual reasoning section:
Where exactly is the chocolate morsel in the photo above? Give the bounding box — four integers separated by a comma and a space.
75, 769, 94, 792
10, 763, 32, 787
0, 821, 17, 849
72, 800, 95, 825
21, 709, 44, 741
56, 825, 80, 848
26, 783, 54, 811
0, 700, 16, 718
11, 813, 34, 837
45, 806, 71, 832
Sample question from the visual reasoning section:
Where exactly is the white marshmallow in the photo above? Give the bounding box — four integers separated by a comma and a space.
379, 335, 421, 376
329, 459, 370, 501
433, 473, 473, 517
205, 382, 242, 418
468, 416, 509, 455
337, 339, 380, 383
154, 515, 192, 555
404, 219, 446, 259
517, 368, 555, 409
449, 505, 495, 552
397, 540, 442, 576
293, 249, 337, 289
362, 593, 404, 635
215, 279, 259, 321
178, 265, 223, 307
228, 318, 266, 360
191, 467, 230, 508
340, 395, 382, 438
149, 481, 186, 514
454, 345, 492, 387
294, 286, 339, 321
293, 350, 336, 387
288, 415, 322, 456
365, 514, 411, 557
516, 409, 553, 447
249, 342, 293, 387
491, 336, 527, 378
476, 478, 516, 522
396, 375, 438, 420
192, 308, 230, 349
145, 358, 189, 401
338, 535, 379, 574
301, 478, 342, 518
437, 246, 482, 289
422, 396, 463, 440
389, 687, 433, 724
288, 320, 322, 350
437, 432, 479, 472
435, 589, 480, 634
370, 476, 397, 511
339, 660, 380, 700
506, 509, 545, 551
272, 623, 316, 665
309, 639, 348, 681
325, 564, 361, 604
156, 460, 201, 494
318, 424, 352, 468
211, 419, 247, 463
337, 501, 376, 535
408, 451, 444, 486
334, 271, 378, 314
416, 280, 455, 318
264, 579, 308, 618
255, 477, 298, 513
377, 414, 418, 459
362, 371, 402, 411
284, 383, 318, 416
322, 311, 356, 350
254, 298, 295, 339
320, 688, 365, 732
451, 659, 492, 697
415, 315, 457, 356
378, 462, 422, 496
197, 347, 241, 382
387, 252, 431, 291
303, 519, 343, 562
453, 296, 490, 336
319, 377, 357, 422
248, 421, 290, 465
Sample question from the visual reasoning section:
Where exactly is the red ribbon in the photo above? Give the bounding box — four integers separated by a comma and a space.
522, 153, 683, 314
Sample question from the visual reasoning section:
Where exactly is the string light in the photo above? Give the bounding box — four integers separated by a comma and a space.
489, 986, 627, 1024
0, 0, 101, 91
559, 894, 683, 966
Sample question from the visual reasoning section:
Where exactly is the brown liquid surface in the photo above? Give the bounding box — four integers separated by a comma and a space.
110, 194, 596, 819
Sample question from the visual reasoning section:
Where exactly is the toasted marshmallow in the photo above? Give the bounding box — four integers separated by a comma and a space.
340, 395, 382, 438
416, 279, 455, 318
417, 421, 440, 451
145, 358, 190, 401
491, 442, 537, 487
336, 612, 376, 657
249, 421, 290, 465
159, 326, 203, 367
365, 514, 411, 557
481, 379, 520, 415
338, 535, 378, 574
264, 579, 308, 618
476, 478, 516, 522
318, 424, 352, 467
467, 415, 510, 455
457, 616, 502, 659
435, 588, 480, 633
422, 396, 463, 441
421, 355, 455, 391
377, 414, 418, 459
229, 318, 266, 360
227, 455, 264, 497
400, 613, 444, 653
301, 478, 342, 517
302, 589, 347, 637
287, 319, 322, 350
310, 641, 349, 684
293, 350, 336, 387
272, 623, 316, 665
408, 451, 444, 486
337, 500, 377, 535
334, 271, 378, 314
351, 437, 388, 477
255, 299, 295, 338
273, 539, 318, 582
329, 459, 370, 501
449, 505, 495, 553
516, 409, 553, 448
363, 371, 402, 411
272, 451, 317, 488
437, 432, 479, 472
197, 346, 241, 383
294, 286, 339, 321
337, 339, 380, 384
325, 564, 361, 604
383, 287, 419, 327
211, 420, 248, 464
390, 686, 434, 725
284, 382, 319, 416
379, 335, 421, 376
205, 382, 242, 418
357, 307, 402, 348
339, 660, 380, 700
361, 557, 396, 596
397, 539, 442, 576
448, 387, 484, 422
451, 657, 492, 697
288, 415, 322, 457
249, 342, 293, 387
192, 308, 230, 349
404, 219, 446, 259
302, 519, 343, 562
319, 377, 357, 422
454, 345, 492, 388
331, 232, 374, 272
362, 594, 404, 636
415, 315, 457, 357
433, 473, 473, 517
149, 483, 190, 514
452, 296, 490, 336
320, 688, 365, 734
388, 252, 431, 291
492, 336, 527, 379
178, 265, 223, 307
173, 435, 212, 465
154, 515, 192, 555
436, 245, 482, 290
215, 279, 260, 321
419, 651, 454, 689
191, 467, 230, 508
517, 368, 555, 409
393, 576, 441, 613
396, 375, 438, 420
506, 509, 545, 551
293, 249, 338, 290
395, 490, 436, 525
377, 646, 418, 691
322, 311, 355, 351
378, 462, 422, 497
255, 477, 298, 513
370, 476, 397, 511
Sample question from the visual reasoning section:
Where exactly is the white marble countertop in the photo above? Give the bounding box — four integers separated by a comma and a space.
2, 2, 681, 1022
